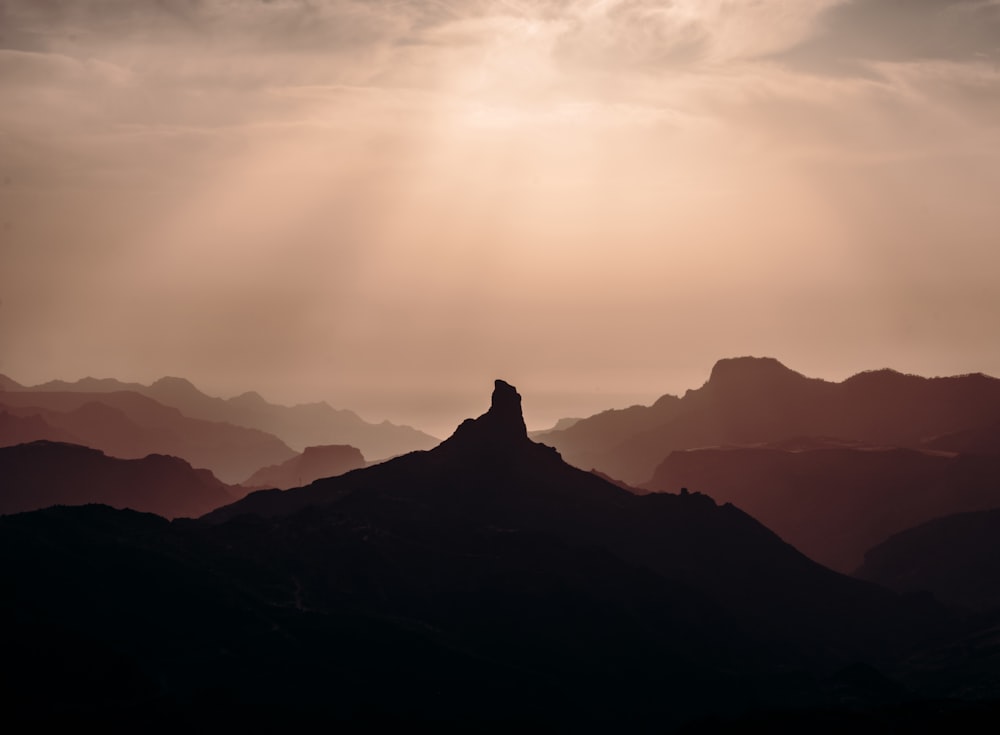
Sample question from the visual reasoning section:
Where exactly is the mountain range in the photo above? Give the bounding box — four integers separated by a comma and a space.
6, 378, 986, 726
0, 375, 439, 483
2, 374, 439, 459
537, 356, 1000, 485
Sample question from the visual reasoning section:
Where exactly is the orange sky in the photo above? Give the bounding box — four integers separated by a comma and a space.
2, 0, 1000, 436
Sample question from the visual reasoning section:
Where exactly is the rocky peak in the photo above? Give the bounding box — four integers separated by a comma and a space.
444, 379, 529, 450
707, 356, 802, 391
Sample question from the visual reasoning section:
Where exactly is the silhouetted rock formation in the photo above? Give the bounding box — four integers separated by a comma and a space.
536, 356, 1000, 485
1, 373, 439, 460
856, 509, 1000, 612
243, 444, 366, 489
644, 446, 1000, 572
0, 390, 295, 483
0, 441, 234, 518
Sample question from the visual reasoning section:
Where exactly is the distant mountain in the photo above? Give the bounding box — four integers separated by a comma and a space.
0, 441, 234, 518
536, 357, 1000, 484
922, 420, 1000, 456
856, 509, 1000, 612
242, 444, 366, 488
0, 409, 81, 446
1, 374, 439, 460
0, 390, 295, 483
644, 446, 1000, 573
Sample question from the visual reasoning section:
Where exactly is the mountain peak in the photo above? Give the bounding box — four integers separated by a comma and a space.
707, 356, 803, 389
489, 379, 526, 435
444, 379, 529, 450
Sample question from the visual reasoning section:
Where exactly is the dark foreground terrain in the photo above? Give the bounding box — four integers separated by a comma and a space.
3, 381, 999, 728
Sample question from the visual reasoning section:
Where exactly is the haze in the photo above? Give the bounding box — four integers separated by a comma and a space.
2, 0, 999, 437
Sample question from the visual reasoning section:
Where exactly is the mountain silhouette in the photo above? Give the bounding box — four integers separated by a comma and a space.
242, 444, 366, 488
856, 509, 1000, 613
2, 373, 439, 460
644, 445, 1000, 572
205, 380, 948, 669
0, 379, 981, 724
0, 389, 295, 482
0, 441, 235, 518
536, 357, 1000, 484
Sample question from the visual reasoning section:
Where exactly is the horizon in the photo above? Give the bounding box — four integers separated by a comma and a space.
3, 1, 999, 438
4, 355, 998, 440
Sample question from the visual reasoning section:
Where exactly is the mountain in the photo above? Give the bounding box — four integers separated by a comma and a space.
207, 380, 948, 668
535, 357, 1000, 485
0, 409, 81, 446
922, 420, 1000, 456
0, 441, 235, 518
242, 444, 366, 488
644, 446, 1000, 573
1, 374, 439, 460
0, 390, 295, 483
0, 379, 970, 725
856, 509, 1000, 612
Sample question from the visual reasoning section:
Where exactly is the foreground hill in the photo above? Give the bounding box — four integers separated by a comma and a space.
0, 390, 294, 483
0, 441, 235, 518
536, 357, 1000, 485
644, 446, 1000, 573
2, 374, 439, 460
856, 509, 1000, 613
242, 444, 366, 488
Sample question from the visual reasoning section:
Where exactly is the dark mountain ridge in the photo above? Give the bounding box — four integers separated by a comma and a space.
0, 440, 235, 518
207, 380, 949, 668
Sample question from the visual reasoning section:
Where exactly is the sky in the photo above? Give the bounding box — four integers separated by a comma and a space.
2, 0, 999, 437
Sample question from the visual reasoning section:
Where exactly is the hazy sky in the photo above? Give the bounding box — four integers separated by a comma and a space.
2, 0, 999, 436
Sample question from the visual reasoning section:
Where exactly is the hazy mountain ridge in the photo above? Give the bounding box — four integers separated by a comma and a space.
644, 446, 1000, 573
242, 444, 366, 489
0, 389, 295, 483
537, 356, 1000, 485
0, 440, 235, 519
1, 374, 439, 460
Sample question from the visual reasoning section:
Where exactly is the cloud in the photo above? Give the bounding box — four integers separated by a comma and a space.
777, 0, 1000, 75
